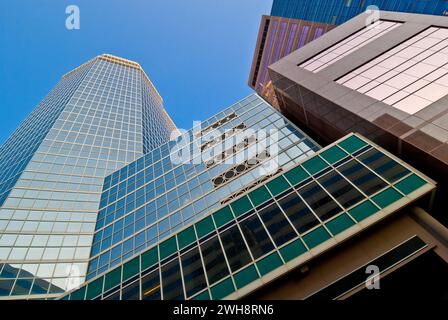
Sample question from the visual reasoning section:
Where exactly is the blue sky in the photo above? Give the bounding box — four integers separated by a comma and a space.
0, 0, 272, 145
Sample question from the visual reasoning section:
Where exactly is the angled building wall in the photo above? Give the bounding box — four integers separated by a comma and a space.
250, 0, 448, 107
270, 11, 448, 226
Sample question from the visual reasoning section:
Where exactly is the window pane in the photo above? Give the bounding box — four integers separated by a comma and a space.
338, 159, 387, 195
200, 236, 230, 285
141, 270, 160, 300
161, 258, 184, 300
258, 203, 296, 246
104, 290, 120, 300
121, 280, 140, 300
239, 214, 275, 259
219, 225, 252, 272
297, 182, 342, 222
358, 149, 410, 183
181, 247, 207, 297
277, 192, 319, 234
318, 171, 364, 208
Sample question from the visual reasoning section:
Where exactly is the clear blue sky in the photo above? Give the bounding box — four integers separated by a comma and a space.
0, 0, 272, 145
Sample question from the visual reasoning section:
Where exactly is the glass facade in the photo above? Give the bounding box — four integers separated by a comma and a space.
249, 16, 335, 106
0, 61, 93, 209
87, 94, 320, 280
60, 133, 434, 300
271, 0, 448, 24
0, 54, 176, 299
141, 77, 176, 153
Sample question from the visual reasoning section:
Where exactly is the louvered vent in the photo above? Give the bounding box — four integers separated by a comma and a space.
196, 113, 237, 138
200, 123, 246, 152
212, 150, 270, 188
205, 134, 257, 168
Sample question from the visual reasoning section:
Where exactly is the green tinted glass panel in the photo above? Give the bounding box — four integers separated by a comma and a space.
349, 200, 379, 222
395, 174, 427, 195
159, 236, 178, 260
70, 286, 86, 300
256, 252, 283, 276
302, 156, 328, 175
284, 166, 309, 186
266, 176, 291, 196
279, 239, 307, 262
177, 226, 196, 249
325, 214, 355, 236
213, 207, 234, 228
230, 196, 253, 217
104, 267, 121, 291
338, 135, 367, 153
195, 216, 215, 238
123, 257, 140, 281
234, 265, 259, 289
86, 277, 103, 300
372, 188, 403, 208
320, 146, 348, 164
141, 247, 158, 270
192, 290, 210, 300
248, 186, 272, 207
211, 278, 235, 300
303, 227, 331, 249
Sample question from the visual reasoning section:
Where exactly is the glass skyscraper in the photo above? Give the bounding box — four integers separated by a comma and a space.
0, 54, 176, 299
51, 92, 436, 301
59, 106, 436, 300
86, 94, 320, 280
2, 52, 447, 300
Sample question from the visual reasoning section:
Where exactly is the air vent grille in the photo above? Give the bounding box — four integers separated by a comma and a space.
196, 113, 237, 138
200, 123, 246, 152
205, 134, 257, 168
212, 151, 270, 188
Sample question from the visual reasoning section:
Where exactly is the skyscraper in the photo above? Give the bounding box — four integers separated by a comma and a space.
249, 0, 448, 107
59, 94, 448, 301
86, 94, 321, 281
3, 52, 448, 301
0, 54, 176, 299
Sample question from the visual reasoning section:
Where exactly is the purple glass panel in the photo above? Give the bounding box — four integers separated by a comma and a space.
296, 25, 310, 50
272, 21, 288, 63
313, 27, 324, 40
258, 20, 278, 91
285, 24, 298, 55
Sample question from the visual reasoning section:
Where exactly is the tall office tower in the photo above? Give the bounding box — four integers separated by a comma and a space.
269, 11, 448, 226
60, 94, 448, 301
249, 0, 448, 107
0, 54, 176, 299
86, 94, 320, 281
